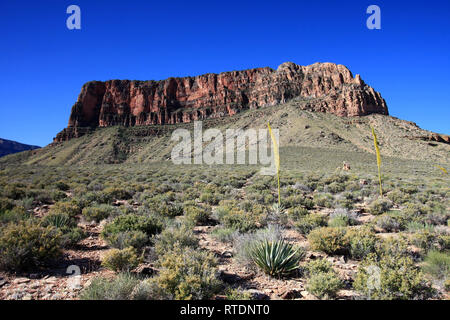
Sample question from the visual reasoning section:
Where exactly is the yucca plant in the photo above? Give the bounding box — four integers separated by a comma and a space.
249, 239, 300, 277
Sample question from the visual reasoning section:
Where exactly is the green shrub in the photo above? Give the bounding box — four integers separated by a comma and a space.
154, 225, 198, 256
328, 209, 357, 227
386, 189, 410, 204
368, 198, 393, 215
102, 247, 141, 272
105, 230, 149, 250
354, 252, 434, 300
344, 227, 377, 260
79, 273, 141, 300
185, 205, 211, 226
0, 206, 30, 225
375, 215, 400, 232
0, 197, 15, 213
219, 208, 262, 232
103, 187, 132, 200
41, 212, 86, 247
199, 192, 221, 205
249, 239, 301, 277
82, 204, 117, 223
0, 221, 62, 271
306, 271, 343, 299
422, 250, 450, 280
287, 207, 309, 221
101, 214, 163, 249
211, 227, 238, 243
153, 245, 222, 300
295, 214, 326, 235
225, 288, 252, 300
304, 258, 333, 275
50, 201, 82, 218
308, 227, 349, 255
313, 193, 334, 208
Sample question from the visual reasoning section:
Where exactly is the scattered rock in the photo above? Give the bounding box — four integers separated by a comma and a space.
280, 289, 303, 300
247, 289, 270, 300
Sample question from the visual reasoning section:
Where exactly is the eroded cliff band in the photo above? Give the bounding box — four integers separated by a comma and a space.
54, 62, 388, 142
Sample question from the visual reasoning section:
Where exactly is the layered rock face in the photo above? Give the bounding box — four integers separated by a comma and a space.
54, 62, 388, 142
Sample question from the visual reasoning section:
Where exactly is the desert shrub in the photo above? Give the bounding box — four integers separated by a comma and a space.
304, 258, 333, 275
219, 207, 263, 233
102, 247, 141, 272
313, 193, 334, 208
129, 278, 172, 300
103, 187, 132, 200
41, 212, 86, 247
354, 252, 434, 300
0, 221, 62, 271
225, 288, 252, 300
344, 227, 377, 260
308, 227, 349, 255
105, 230, 148, 250
50, 201, 81, 218
199, 192, 221, 205
249, 239, 302, 277
412, 229, 448, 252
295, 214, 327, 235
2, 184, 26, 200
79, 191, 113, 205
424, 212, 448, 226
101, 214, 163, 249
386, 189, 410, 204
152, 244, 222, 300
375, 215, 400, 232
154, 224, 198, 256
328, 208, 357, 227
287, 207, 309, 221
422, 250, 450, 281
211, 227, 239, 243
403, 203, 432, 216
54, 180, 70, 191
184, 205, 211, 225
368, 198, 393, 215
326, 182, 345, 194
80, 273, 141, 300
0, 206, 30, 225
145, 198, 183, 218
306, 271, 343, 299
0, 197, 15, 213
82, 204, 118, 223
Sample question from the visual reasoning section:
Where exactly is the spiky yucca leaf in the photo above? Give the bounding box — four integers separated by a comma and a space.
249, 239, 300, 277
371, 127, 383, 196
267, 122, 281, 206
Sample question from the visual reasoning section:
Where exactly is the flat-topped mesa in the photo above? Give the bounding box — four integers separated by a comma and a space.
54, 62, 388, 142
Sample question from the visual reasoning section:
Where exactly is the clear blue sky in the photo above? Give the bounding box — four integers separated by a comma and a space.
0, 0, 449, 147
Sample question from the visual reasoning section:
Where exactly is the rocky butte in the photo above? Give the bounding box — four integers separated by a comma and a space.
54, 62, 389, 142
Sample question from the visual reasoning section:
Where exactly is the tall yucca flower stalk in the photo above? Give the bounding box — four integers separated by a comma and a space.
435, 165, 448, 174
268, 122, 281, 206
371, 127, 383, 197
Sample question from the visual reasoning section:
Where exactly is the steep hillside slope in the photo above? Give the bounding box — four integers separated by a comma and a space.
2, 99, 448, 167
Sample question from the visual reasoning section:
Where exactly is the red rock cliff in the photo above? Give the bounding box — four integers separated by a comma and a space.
54, 62, 388, 141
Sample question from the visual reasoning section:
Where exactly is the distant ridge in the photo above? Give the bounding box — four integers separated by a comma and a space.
0, 138, 40, 157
